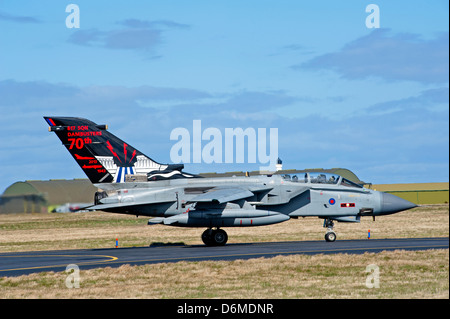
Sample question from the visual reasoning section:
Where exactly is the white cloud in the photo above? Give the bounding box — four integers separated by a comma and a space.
67, 18, 190, 53
0, 10, 41, 24
0, 79, 448, 193
295, 29, 449, 84
368, 87, 449, 115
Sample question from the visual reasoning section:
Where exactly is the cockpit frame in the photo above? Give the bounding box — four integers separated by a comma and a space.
281, 172, 363, 188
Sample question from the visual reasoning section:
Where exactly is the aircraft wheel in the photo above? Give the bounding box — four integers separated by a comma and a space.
325, 231, 336, 242
212, 229, 228, 246
94, 191, 107, 205
202, 229, 228, 246
201, 229, 214, 246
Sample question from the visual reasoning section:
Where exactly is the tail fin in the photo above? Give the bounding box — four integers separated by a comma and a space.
44, 116, 195, 184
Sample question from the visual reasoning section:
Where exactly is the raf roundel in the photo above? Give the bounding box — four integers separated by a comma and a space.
329, 198, 336, 205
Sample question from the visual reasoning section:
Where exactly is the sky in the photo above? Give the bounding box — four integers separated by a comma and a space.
0, 0, 448, 193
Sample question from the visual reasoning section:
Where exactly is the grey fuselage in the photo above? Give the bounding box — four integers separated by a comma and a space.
44, 116, 418, 243
93, 172, 414, 227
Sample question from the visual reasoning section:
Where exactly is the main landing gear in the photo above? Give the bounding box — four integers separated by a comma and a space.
202, 228, 228, 246
323, 218, 337, 242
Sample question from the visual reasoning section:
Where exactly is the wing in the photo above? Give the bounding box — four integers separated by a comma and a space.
88, 198, 176, 211
187, 187, 254, 204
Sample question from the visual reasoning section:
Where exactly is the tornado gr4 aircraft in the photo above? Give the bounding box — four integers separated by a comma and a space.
44, 116, 417, 246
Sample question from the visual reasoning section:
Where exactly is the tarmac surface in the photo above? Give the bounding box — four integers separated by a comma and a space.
0, 237, 448, 276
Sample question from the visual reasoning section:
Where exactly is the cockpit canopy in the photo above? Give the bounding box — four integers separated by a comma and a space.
281, 172, 363, 188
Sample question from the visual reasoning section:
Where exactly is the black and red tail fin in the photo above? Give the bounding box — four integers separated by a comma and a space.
44, 116, 191, 184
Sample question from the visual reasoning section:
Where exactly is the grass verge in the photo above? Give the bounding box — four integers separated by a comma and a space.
0, 204, 448, 298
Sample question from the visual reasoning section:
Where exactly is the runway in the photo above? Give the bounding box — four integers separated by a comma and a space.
0, 237, 448, 277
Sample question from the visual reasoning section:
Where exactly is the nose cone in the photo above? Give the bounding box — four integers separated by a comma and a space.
381, 192, 417, 215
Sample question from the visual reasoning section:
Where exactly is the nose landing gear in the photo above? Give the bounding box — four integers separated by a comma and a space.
325, 231, 337, 242
323, 219, 337, 242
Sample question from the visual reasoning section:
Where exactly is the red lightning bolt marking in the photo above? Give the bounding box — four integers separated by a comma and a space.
124, 143, 128, 162
129, 150, 136, 163
106, 141, 122, 163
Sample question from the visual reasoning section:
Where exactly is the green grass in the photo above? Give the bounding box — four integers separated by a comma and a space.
0, 205, 448, 298
0, 250, 447, 299
0, 214, 143, 231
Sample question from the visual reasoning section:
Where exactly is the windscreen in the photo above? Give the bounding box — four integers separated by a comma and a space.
340, 178, 363, 188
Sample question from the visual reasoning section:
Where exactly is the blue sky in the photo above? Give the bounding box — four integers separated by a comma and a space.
0, 0, 448, 192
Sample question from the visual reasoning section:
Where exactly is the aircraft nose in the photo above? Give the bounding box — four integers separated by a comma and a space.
380, 192, 417, 215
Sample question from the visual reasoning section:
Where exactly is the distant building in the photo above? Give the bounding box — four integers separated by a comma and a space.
275, 157, 283, 171
0, 179, 97, 214
1, 169, 447, 214
372, 182, 449, 205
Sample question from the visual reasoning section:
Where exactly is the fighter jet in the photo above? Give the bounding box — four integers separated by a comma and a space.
44, 116, 417, 246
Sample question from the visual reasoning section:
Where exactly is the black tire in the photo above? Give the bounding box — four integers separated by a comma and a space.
201, 229, 214, 246
94, 191, 107, 205
325, 232, 337, 242
213, 229, 228, 246
202, 229, 228, 246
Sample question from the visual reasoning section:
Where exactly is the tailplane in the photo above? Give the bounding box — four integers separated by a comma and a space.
44, 116, 196, 184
